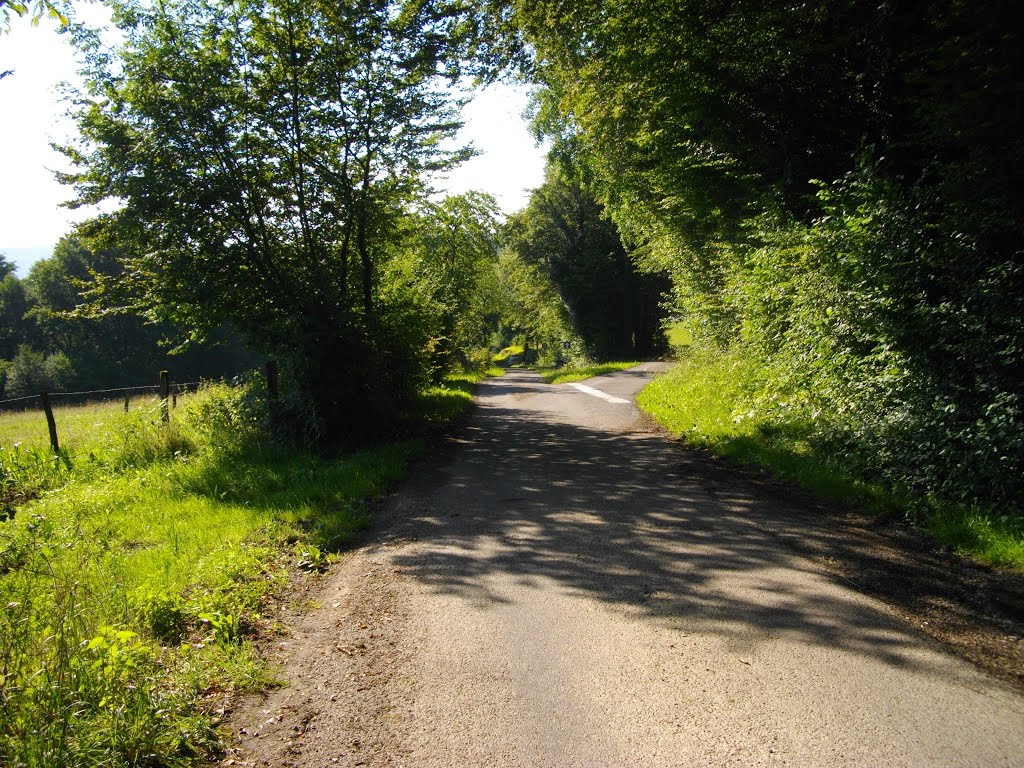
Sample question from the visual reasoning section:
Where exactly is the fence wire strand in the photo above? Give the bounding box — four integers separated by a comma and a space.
0, 381, 204, 409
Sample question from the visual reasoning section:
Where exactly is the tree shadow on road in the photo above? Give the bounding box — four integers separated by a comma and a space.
382, 371, 1024, 688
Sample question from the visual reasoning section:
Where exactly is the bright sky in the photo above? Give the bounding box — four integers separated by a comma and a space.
0, 15, 547, 277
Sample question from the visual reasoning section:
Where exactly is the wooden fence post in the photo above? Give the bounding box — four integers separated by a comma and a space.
266, 359, 279, 401
124, 390, 130, 413
39, 392, 60, 453
159, 370, 170, 422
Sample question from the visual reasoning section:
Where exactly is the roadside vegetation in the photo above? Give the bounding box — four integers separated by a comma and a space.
539, 362, 641, 385
0, 371, 486, 766
638, 348, 1024, 571
502, 3, 1022, 569
2, 0, 1020, 759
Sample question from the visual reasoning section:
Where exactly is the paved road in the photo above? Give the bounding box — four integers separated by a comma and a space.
231, 366, 1024, 768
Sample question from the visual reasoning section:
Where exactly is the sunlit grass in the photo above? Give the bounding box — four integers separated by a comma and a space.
539, 361, 641, 385
0, 396, 170, 456
418, 367, 503, 424
637, 349, 1024, 571
665, 321, 693, 348
491, 345, 524, 364
0, 376, 482, 765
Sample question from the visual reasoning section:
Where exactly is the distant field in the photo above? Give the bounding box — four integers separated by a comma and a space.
0, 396, 168, 455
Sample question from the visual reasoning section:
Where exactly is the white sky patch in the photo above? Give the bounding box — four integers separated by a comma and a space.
438, 82, 548, 215
568, 383, 631, 405
0, 9, 116, 275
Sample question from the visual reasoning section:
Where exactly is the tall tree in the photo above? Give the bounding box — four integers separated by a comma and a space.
0, 267, 28, 364
505, 166, 666, 360
61, 0, 479, 440
23, 232, 258, 389
403, 192, 502, 375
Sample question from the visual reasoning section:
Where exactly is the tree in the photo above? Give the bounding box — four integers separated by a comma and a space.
1, 345, 73, 398
504, 166, 666, 360
0, 254, 15, 280
0, 0, 67, 34
61, 0, 482, 441
0, 260, 29, 362
490, 249, 574, 359
402, 192, 503, 375
24, 232, 259, 389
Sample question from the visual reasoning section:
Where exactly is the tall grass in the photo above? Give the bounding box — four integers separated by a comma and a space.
637, 348, 1024, 571
0, 396, 166, 457
0, 372, 479, 766
1, 397, 176, 514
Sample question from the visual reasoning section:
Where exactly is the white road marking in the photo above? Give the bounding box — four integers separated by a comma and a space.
568, 383, 630, 404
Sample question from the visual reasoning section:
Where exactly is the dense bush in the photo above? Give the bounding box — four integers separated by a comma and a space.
714, 164, 1022, 510
1, 346, 74, 399
503, 0, 1023, 515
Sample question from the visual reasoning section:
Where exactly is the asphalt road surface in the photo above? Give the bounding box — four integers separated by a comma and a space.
230, 366, 1024, 768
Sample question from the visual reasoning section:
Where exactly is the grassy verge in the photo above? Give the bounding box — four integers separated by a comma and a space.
0, 369, 494, 766
491, 345, 524, 367
637, 349, 1024, 571
538, 361, 641, 385
417, 367, 503, 424
665, 321, 693, 348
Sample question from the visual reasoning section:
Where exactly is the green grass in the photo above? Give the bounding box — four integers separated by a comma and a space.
665, 321, 693, 348
0, 371, 501, 766
637, 349, 1024, 571
0, 395, 166, 457
418, 367, 503, 424
491, 345, 524, 365
539, 361, 641, 385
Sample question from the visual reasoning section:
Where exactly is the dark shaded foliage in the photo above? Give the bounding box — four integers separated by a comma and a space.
505, 169, 667, 361
495, 0, 1022, 510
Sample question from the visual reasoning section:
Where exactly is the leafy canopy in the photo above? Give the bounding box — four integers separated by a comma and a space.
60, 0, 488, 439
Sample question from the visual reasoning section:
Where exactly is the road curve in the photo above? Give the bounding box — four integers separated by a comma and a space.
229, 366, 1024, 768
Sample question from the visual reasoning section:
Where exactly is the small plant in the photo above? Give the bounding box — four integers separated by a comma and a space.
295, 542, 327, 572
0, 443, 72, 504
199, 610, 242, 649
134, 588, 188, 645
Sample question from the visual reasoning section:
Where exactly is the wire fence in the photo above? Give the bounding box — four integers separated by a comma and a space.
0, 364, 268, 457
0, 362, 279, 454
0, 381, 203, 412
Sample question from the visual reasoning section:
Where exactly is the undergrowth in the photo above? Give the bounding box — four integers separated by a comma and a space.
416, 367, 503, 424
637, 348, 1024, 571
0, 368, 494, 766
